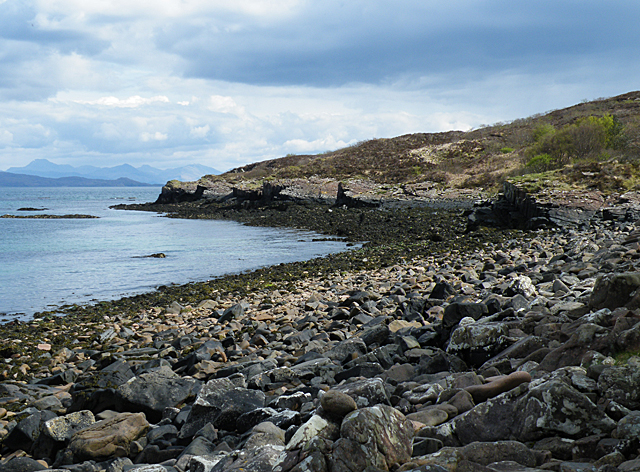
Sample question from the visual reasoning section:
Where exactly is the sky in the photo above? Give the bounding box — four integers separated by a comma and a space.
0, 1, 639, 173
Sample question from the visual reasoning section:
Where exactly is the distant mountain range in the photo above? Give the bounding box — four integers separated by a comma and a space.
4, 159, 221, 185
0, 171, 157, 187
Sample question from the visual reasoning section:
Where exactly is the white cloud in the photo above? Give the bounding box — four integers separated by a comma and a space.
0, 129, 13, 146
140, 131, 168, 142
190, 125, 210, 138
76, 95, 170, 108
209, 95, 242, 114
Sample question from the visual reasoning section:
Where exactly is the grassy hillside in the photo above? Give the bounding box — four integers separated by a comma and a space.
198, 91, 640, 194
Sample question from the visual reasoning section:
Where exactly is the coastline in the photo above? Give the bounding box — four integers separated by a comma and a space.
0, 198, 491, 373
4, 190, 640, 471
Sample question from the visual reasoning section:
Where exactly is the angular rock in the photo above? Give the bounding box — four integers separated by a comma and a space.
287, 414, 340, 450
333, 377, 391, 408
325, 338, 368, 363
447, 321, 510, 366
590, 272, 640, 310
332, 405, 414, 471
3, 409, 57, 453
443, 303, 488, 329
116, 366, 201, 423
179, 377, 265, 439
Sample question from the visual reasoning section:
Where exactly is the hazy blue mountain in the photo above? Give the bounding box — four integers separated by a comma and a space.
5, 159, 221, 184
0, 171, 156, 187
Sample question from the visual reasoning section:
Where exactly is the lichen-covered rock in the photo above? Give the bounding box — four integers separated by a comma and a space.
331, 404, 414, 471
447, 321, 510, 366
68, 412, 149, 461
287, 414, 340, 451
597, 365, 640, 409
515, 379, 616, 441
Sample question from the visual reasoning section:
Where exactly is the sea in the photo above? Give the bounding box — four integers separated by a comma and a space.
0, 187, 354, 321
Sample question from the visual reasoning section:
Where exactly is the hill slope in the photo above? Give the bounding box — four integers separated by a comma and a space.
195, 91, 640, 194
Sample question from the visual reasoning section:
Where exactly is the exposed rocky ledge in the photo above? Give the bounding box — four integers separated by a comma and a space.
467, 182, 640, 231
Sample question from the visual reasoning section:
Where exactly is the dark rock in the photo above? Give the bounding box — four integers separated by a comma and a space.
443, 303, 489, 329
590, 272, 640, 310
334, 362, 384, 382
3, 409, 57, 453
0, 457, 47, 472
115, 366, 201, 423
418, 349, 468, 375
359, 324, 390, 347
179, 378, 265, 439
218, 303, 245, 323
325, 337, 368, 363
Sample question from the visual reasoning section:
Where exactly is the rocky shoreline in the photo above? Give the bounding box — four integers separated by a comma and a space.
4, 185, 640, 472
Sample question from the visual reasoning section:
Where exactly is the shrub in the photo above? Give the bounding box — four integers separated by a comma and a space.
524, 114, 626, 170
526, 153, 554, 172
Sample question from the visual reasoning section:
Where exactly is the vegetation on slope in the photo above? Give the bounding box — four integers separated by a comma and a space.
198, 91, 640, 194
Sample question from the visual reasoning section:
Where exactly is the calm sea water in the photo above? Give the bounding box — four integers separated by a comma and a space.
0, 187, 352, 320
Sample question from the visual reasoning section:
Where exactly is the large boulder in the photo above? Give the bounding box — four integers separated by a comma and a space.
68, 412, 149, 461
115, 366, 201, 423
420, 378, 615, 446
330, 405, 414, 471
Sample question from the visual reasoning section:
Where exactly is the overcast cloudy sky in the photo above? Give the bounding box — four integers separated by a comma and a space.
0, 0, 639, 172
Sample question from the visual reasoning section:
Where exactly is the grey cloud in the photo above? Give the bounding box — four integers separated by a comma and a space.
0, 2, 108, 55
155, 1, 640, 87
